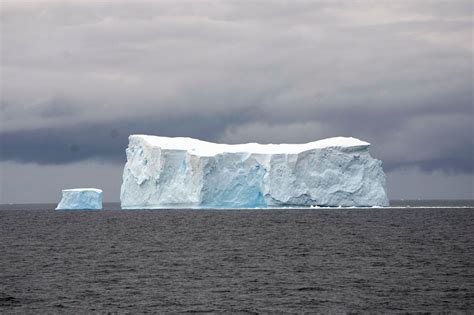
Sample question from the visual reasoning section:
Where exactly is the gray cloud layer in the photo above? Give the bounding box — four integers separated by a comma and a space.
1, 1, 473, 198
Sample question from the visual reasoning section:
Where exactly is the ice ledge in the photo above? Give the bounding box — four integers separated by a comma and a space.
62, 188, 102, 193
131, 135, 370, 157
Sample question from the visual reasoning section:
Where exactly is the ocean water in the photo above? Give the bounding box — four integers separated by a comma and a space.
0, 201, 473, 313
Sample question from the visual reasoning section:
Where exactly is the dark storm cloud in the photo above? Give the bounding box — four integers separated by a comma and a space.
38, 97, 81, 118
0, 106, 260, 164
1, 0, 473, 176
1, 103, 471, 174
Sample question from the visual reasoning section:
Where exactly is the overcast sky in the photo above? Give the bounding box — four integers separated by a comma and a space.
1, 1, 473, 203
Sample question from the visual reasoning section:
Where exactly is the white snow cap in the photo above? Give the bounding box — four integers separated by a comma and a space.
132, 135, 370, 157
62, 188, 103, 192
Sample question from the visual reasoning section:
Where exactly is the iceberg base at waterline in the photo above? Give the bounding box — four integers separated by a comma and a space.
120, 135, 389, 209
56, 188, 103, 210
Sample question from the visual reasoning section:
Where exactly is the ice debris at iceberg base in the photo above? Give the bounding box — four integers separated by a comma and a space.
120, 135, 389, 209
56, 188, 103, 210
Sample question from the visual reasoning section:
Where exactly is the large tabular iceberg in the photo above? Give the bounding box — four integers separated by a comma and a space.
56, 188, 103, 210
120, 135, 389, 209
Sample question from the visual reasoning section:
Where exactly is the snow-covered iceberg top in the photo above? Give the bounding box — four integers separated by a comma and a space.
56, 188, 103, 210
135, 135, 370, 156
121, 135, 389, 209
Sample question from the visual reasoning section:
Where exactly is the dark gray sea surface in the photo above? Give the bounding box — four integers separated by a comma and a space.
1, 202, 473, 313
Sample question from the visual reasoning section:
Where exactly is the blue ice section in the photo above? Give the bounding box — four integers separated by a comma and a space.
56, 189, 103, 210
201, 154, 267, 208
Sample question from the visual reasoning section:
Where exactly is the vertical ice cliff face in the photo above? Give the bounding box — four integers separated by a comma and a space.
120, 135, 389, 209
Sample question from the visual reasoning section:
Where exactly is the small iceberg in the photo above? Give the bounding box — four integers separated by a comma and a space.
56, 188, 103, 210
